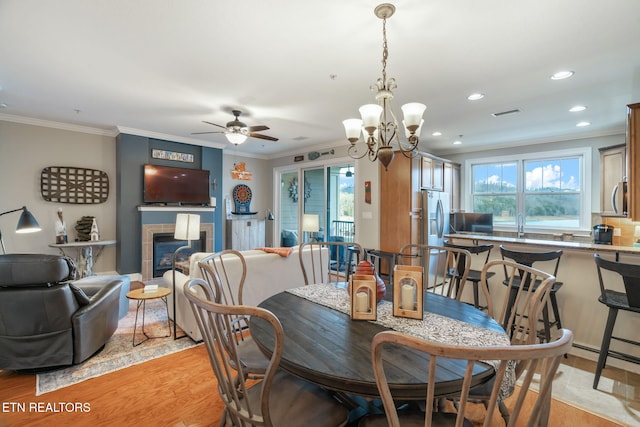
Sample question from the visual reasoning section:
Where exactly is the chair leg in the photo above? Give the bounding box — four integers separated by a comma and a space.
593, 307, 618, 389
540, 303, 552, 343
550, 292, 562, 329
498, 400, 511, 425
472, 281, 480, 309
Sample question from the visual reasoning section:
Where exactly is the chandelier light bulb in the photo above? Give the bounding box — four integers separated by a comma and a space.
343, 119, 363, 143
401, 103, 427, 130
359, 104, 383, 131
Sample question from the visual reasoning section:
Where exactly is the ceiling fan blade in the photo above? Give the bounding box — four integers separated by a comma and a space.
202, 120, 228, 130
191, 131, 225, 135
249, 132, 279, 141
248, 125, 269, 132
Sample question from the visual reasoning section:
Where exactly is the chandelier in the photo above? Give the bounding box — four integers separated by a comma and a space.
342, 3, 426, 171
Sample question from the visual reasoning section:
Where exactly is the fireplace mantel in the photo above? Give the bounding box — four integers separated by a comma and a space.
137, 206, 215, 212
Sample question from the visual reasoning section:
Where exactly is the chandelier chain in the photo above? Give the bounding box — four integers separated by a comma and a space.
381, 17, 388, 86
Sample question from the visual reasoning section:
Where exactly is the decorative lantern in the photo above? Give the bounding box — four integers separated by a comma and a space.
350, 274, 377, 321
393, 265, 423, 319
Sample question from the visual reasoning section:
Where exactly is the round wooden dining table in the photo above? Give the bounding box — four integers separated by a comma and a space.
250, 283, 507, 400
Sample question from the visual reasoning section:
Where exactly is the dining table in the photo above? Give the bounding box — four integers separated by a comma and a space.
250, 282, 512, 401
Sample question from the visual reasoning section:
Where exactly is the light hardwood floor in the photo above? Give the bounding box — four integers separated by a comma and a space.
0, 344, 628, 427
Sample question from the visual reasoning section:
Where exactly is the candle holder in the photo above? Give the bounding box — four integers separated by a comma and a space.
350, 274, 377, 321
393, 265, 423, 319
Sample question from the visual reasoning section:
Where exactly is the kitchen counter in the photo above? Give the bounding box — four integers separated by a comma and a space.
445, 233, 640, 256
443, 233, 640, 374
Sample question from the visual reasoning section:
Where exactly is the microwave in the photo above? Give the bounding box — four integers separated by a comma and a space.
611, 181, 628, 216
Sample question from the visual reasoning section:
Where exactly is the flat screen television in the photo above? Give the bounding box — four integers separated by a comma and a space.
143, 164, 210, 205
450, 212, 494, 234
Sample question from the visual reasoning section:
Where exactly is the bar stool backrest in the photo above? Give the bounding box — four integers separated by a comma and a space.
500, 245, 562, 284
595, 254, 640, 308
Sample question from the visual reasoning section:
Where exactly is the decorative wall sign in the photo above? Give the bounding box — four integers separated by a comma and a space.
231, 162, 253, 180
365, 181, 372, 204
41, 166, 109, 204
151, 149, 194, 163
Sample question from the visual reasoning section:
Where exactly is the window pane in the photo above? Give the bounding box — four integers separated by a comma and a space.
525, 194, 580, 228
473, 195, 517, 225
473, 163, 517, 193
525, 158, 580, 192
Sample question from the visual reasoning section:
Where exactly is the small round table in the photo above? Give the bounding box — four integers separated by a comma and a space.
126, 287, 171, 346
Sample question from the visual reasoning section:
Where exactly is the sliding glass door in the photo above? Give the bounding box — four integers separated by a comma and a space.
276, 162, 354, 247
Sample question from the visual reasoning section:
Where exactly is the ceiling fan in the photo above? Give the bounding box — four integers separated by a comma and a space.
192, 110, 278, 145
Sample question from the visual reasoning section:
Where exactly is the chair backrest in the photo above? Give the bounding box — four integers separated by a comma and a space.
197, 249, 247, 305
500, 245, 563, 278
595, 253, 640, 308
397, 244, 472, 300
184, 278, 284, 427
371, 328, 574, 427
299, 241, 364, 285
481, 259, 556, 346
444, 240, 494, 269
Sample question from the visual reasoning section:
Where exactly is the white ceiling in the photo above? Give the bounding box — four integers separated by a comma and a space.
1, 0, 640, 158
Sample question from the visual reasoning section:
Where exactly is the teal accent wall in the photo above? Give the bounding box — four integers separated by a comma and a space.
116, 133, 223, 274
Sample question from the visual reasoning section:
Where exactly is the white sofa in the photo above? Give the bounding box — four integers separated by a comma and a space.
163, 245, 325, 341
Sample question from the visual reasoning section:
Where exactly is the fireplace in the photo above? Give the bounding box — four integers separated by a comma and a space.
152, 231, 206, 278
140, 214, 214, 280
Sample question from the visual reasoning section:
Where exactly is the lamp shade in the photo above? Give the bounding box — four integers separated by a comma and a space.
401, 103, 427, 129
15, 207, 41, 233
225, 132, 248, 145
359, 104, 383, 130
302, 214, 320, 233
174, 213, 200, 241
343, 118, 363, 142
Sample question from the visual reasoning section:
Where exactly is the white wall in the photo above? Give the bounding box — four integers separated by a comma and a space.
0, 120, 117, 272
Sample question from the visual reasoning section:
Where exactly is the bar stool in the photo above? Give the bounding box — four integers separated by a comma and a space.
443, 240, 494, 311
499, 245, 564, 343
364, 249, 397, 286
593, 254, 640, 389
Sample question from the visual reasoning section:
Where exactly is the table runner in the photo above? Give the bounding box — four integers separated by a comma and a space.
287, 284, 515, 399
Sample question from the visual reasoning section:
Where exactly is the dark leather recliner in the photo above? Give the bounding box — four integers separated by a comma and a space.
0, 254, 123, 371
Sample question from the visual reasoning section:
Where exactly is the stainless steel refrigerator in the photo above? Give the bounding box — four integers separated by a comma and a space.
419, 190, 450, 286
420, 190, 450, 246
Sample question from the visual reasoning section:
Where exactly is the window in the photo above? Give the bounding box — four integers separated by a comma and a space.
467, 148, 590, 231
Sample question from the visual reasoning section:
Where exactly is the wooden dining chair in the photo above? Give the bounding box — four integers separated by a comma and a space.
467, 258, 557, 424
198, 250, 268, 379
183, 278, 350, 427
299, 241, 364, 285
397, 243, 473, 300
360, 328, 574, 427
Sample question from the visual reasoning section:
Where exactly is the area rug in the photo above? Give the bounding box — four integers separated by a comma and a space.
36, 299, 200, 396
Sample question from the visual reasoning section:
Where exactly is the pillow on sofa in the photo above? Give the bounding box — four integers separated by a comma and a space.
69, 283, 91, 306
281, 229, 298, 247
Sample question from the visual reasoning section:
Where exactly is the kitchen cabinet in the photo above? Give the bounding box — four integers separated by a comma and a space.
380, 154, 421, 253
599, 144, 626, 216
226, 218, 265, 250
421, 155, 444, 191
629, 103, 640, 221
443, 161, 461, 212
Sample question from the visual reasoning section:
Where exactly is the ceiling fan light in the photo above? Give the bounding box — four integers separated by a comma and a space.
225, 132, 248, 145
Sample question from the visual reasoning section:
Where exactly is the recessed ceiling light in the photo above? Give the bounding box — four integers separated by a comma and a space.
569, 105, 587, 112
576, 121, 591, 127
467, 93, 484, 101
432, 131, 442, 136
551, 71, 574, 80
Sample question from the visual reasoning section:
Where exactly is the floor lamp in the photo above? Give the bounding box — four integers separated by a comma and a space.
172, 213, 200, 340
0, 206, 41, 254
302, 214, 320, 243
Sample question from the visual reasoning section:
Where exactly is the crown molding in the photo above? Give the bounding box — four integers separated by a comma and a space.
0, 113, 117, 137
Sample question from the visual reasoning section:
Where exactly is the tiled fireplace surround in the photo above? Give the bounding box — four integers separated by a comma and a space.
141, 223, 213, 280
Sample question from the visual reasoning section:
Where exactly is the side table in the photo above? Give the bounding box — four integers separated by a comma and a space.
126, 287, 171, 347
